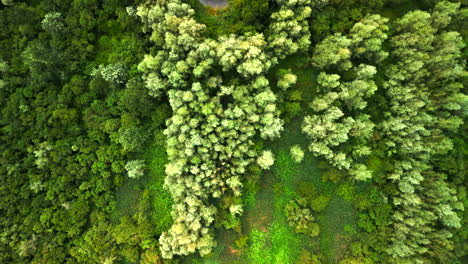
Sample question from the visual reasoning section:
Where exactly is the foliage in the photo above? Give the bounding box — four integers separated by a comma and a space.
379, 2, 465, 262
0, 0, 162, 262
125, 160, 146, 179
223, 0, 271, 33
94, 63, 127, 85
310, 195, 331, 212
285, 198, 320, 237
296, 249, 323, 264
41, 12, 64, 34
303, 14, 389, 181
0, 0, 466, 263
277, 69, 298, 90
257, 150, 275, 170
290, 145, 305, 163
248, 229, 272, 264
136, 0, 313, 258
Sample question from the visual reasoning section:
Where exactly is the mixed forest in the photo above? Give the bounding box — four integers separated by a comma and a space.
0, 0, 467, 263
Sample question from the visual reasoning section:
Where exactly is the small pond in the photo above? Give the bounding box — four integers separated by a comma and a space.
198, 0, 228, 8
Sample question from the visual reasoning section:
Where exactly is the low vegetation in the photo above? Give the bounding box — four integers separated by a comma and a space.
0, 0, 465, 263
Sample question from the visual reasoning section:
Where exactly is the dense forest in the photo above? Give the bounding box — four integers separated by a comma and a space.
0, 0, 466, 263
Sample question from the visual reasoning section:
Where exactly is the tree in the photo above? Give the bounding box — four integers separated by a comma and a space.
1, 0, 14, 6
380, 2, 464, 262
22, 40, 67, 84
94, 63, 127, 85
32, 142, 53, 169
41, 12, 65, 34
277, 69, 297, 90
285, 198, 319, 237
311, 33, 352, 70
257, 150, 275, 170
267, 0, 313, 59
302, 108, 353, 170
290, 145, 304, 163
17, 237, 37, 257
349, 15, 389, 63
125, 160, 146, 179
117, 126, 147, 152
136, 0, 314, 258
303, 14, 388, 180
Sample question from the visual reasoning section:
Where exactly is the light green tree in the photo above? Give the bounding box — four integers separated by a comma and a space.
277, 69, 297, 90
290, 145, 304, 163
125, 160, 146, 179
257, 150, 275, 170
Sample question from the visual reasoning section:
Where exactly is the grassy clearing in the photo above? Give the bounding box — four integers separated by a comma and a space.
268, 119, 357, 263
113, 131, 172, 234
143, 136, 173, 234
113, 171, 147, 222
319, 197, 356, 262
113, 158, 151, 223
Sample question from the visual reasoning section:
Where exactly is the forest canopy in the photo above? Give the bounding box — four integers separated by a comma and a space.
0, 0, 466, 264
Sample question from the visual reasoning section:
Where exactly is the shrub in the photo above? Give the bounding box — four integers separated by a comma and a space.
125, 160, 146, 179
283, 102, 302, 120
310, 195, 331, 212
357, 213, 376, 233
118, 126, 146, 152
234, 234, 249, 249
297, 181, 318, 198
257, 150, 275, 170
288, 89, 303, 101
337, 184, 355, 201
285, 198, 320, 237
277, 69, 297, 90
322, 167, 344, 183
290, 145, 304, 163
296, 249, 323, 264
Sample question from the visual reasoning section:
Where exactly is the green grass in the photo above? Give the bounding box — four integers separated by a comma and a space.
144, 140, 173, 234
113, 131, 172, 235
113, 158, 152, 223
268, 119, 357, 264
319, 197, 356, 262
248, 229, 272, 264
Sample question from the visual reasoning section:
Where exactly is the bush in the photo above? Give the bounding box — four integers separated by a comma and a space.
257, 150, 275, 170
277, 69, 297, 90
321, 167, 344, 183
290, 145, 305, 163
296, 249, 323, 264
357, 213, 376, 233
337, 184, 355, 201
125, 160, 146, 179
288, 89, 303, 101
283, 102, 302, 120
118, 126, 147, 152
310, 195, 331, 212
285, 198, 320, 237
234, 234, 249, 249
297, 181, 318, 198
141, 249, 162, 264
